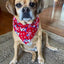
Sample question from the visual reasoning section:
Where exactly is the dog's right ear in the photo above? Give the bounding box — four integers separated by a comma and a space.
37, 0, 44, 14
6, 0, 17, 15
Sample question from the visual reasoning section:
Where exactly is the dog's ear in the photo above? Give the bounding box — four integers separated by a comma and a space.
37, 0, 44, 14
6, 0, 17, 15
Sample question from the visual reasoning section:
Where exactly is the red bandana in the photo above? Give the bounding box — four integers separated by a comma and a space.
13, 16, 39, 44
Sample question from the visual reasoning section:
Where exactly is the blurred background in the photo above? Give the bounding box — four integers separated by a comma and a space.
0, 0, 64, 39
0, 0, 64, 64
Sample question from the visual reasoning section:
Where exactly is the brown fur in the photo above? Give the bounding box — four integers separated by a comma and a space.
6, 0, 57, 64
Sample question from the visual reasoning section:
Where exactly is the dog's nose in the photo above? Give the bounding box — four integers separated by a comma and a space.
22, 7, 30, 13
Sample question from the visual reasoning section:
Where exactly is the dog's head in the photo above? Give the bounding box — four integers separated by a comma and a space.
6, 0, 44, 24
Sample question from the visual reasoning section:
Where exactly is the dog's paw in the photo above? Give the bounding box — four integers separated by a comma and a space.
47, 46, 58, 51
38, 57, 44, 64
31, 56, 36, 63
9, 60, 17, 64
31, 57, 36, 63
31, 52, 36, 63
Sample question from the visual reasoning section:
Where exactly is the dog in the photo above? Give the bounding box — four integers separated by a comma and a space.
6, 0, 58, 64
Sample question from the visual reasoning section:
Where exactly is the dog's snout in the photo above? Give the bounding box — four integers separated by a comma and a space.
22, 7, 30, 13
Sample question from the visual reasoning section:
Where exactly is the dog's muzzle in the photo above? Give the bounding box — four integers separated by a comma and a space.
22, 7, 32, 21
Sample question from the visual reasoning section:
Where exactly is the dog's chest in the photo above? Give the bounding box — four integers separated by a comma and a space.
23, 42, 38, 51
22, 34, 38, 51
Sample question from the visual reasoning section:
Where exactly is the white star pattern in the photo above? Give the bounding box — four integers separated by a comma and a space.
13, 17, 15, 20
24, 36, 26, 38
23, 33, 25, 35
32, 30, 34, 32
21, 33, 22, 35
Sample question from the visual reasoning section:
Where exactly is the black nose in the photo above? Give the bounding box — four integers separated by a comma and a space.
22, 7, 30, 13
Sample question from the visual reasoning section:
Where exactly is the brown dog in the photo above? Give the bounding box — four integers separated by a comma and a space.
6, 0, 57, 64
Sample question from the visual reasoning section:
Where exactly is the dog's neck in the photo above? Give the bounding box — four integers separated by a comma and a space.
13, 16, 40, 44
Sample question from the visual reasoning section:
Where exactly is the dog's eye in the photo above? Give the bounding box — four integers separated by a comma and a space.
15, 3, 22, 8
29, 2, 36, 7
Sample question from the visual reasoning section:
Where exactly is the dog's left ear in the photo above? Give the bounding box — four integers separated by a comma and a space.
37, 0, 44, 14
6, 0, 17, 15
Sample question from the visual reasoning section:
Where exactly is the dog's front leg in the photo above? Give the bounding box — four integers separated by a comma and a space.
37, 29, 44, 64
9, 41, 20, 64
24, 50, 36, 62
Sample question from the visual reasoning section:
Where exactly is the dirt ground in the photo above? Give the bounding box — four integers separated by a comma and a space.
0, 32, 64, 64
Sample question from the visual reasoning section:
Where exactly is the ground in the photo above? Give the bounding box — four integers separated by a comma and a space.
0, 32, 64, 64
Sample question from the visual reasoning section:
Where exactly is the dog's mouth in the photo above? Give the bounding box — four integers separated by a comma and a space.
22, 13, 32, 21
22, 18, 32, 21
